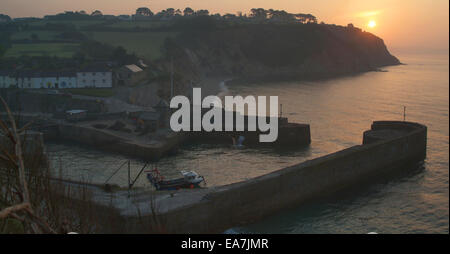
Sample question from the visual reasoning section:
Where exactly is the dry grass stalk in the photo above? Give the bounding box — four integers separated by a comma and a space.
0, 96, 164, 233
0, 96, 55, 233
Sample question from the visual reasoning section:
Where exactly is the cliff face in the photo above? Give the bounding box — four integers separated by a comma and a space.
173, 23, 400, 81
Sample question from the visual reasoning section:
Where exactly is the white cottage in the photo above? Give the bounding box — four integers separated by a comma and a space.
0, 71, 17, 88
77, 66, 112, 88
30, 73, 43, 89
7, 76, 17, 88
58, 72, 77, 89
31, 72, 58, 89
17, 71, 34, 89
29, 71, 76, 89
0, 71, 10, 88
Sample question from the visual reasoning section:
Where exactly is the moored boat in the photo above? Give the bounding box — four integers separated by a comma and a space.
146, 168, 205, 191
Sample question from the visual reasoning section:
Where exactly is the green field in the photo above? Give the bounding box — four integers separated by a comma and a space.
11, 31, 60, 41
66, 88, 115, 97
87, 31, 177, 60
27, 20, 108, 29
5, 43, 79, 58
6, 19, 176, 60
106, 21, 166, 29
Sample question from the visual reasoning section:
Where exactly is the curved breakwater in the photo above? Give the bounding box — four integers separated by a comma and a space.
128, 121, 427, 233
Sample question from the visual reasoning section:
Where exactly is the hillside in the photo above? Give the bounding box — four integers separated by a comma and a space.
168, 21, 400, 82
1, 14, 400, 85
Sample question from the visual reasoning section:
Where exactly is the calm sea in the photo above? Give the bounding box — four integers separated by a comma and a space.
47, 52, 449, 233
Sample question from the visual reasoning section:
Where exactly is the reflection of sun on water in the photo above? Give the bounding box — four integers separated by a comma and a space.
368, 20, 376, 28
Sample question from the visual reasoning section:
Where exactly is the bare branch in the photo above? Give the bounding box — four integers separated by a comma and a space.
0, 202, 30, 219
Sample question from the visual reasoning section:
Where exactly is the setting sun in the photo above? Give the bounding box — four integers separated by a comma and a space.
368, 20, 377, 28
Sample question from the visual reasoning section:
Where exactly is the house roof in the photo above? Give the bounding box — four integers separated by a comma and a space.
137, 60, 148, 68
125, 64, 143, 73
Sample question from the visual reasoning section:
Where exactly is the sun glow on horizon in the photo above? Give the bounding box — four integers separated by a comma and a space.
368, 20, 377, 28
357, 10, 382, 18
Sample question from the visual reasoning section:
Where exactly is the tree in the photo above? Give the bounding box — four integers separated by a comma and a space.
304, 14, 317, 24
183, 7, 194, 16
165, 8, 175, 17
112, 46, 131, 65
294, 14, 306, 23
0, 14, 12, 23
267, 9, 295, 23
156, 8, 176, 19
212, 13, 222, 20
136, 7, 153, 16
293, 13, 318, 24
80, 40, 112, 59
223, 14, 237, 20
250, 8, 268, 21
195, 10, 209, 16
91, 10, 103, 16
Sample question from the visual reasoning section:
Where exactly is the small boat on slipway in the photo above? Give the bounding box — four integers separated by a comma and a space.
146, 168, 205, 191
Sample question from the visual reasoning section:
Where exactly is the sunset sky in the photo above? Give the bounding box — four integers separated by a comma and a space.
1, 0, 449, 52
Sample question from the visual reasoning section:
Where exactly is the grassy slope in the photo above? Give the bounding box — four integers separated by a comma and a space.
11, 30, 60, 40
86, 31, 177, 60
27, 20, 108, 29
106, 21, 165, 29
5, 43, 79, 58
6, 19, 175, 60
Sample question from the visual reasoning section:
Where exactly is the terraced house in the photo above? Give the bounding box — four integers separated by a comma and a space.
17, 71, 34, 88
57, 72, 78, 88
31, 72, 59, 89
0, 70, 17, 88
77, 66, 113, 88
115, 64, 146, 86
0, 68, 113, 89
